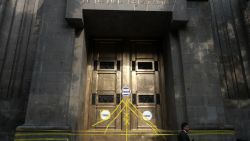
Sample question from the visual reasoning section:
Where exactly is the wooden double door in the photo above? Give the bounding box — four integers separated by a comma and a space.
85, 39, 164, 141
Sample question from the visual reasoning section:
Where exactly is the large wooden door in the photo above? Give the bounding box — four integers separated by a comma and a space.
86, 39, 163, 141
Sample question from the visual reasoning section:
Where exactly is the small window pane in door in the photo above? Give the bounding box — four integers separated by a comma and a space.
138, 95, 155, 103
98, 95, 114, 103
99, 61, 115, 70
136, 61, 154, 71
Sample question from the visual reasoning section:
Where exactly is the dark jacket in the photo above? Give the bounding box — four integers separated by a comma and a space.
178, 130, 190, 141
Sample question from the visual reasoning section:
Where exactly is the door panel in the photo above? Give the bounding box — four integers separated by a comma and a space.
94, 107, 117, 128
136, 73, 155, 93
89, 40, 122, 130
97, 73, 117, 91
130, 41, 161, 131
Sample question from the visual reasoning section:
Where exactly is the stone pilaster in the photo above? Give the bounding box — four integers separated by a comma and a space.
0, 0, 41, 140
16, 0, 78, 140
178, 1, 235, 140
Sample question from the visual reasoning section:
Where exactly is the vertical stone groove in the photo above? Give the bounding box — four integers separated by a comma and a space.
210, 0, 249, 99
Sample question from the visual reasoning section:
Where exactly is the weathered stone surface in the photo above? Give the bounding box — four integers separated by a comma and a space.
165, 32, 187, 131
179, 1, 225, 128
22, 0, 75, 127
0, 0, 41, 140
210, 0, 250, 140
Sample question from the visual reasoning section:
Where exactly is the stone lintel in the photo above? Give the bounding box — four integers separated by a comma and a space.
65, 0, 188, 29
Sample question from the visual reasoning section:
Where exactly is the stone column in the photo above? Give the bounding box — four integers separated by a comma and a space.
15, 0, 81, 140
180, 0, 225, 128
0, 0, 42, 140
164, 32, 188, 130
161, 32, 188, 140
178, 1, 235, 141
67, 30, 88, 141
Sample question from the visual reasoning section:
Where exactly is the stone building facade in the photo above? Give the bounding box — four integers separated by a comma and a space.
0, 0, 250, 141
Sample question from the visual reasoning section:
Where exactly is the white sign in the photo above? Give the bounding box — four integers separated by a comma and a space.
122, 87, 131, 96
142, 111, 152, 121
100, 110, 111, 120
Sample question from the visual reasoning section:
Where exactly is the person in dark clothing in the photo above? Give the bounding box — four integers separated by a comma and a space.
178, 122, 190, 141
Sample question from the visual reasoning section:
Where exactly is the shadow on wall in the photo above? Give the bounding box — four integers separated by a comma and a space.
210, 0, 250, 141
211, 0, 250, 100
0, 0, 44, 140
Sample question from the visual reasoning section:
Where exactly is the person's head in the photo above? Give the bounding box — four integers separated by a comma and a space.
181, 122, 190, 132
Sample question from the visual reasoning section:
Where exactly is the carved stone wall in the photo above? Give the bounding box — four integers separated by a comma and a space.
14, 0, 84, 141
0, 0, 41, 140
211, 0, 250, 99
211, 0, 250, 140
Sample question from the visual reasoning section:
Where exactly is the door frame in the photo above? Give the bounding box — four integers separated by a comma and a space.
83, 38, 167, 131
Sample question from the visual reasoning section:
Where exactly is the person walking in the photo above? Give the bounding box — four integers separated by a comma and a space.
178, 122, 190, 141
